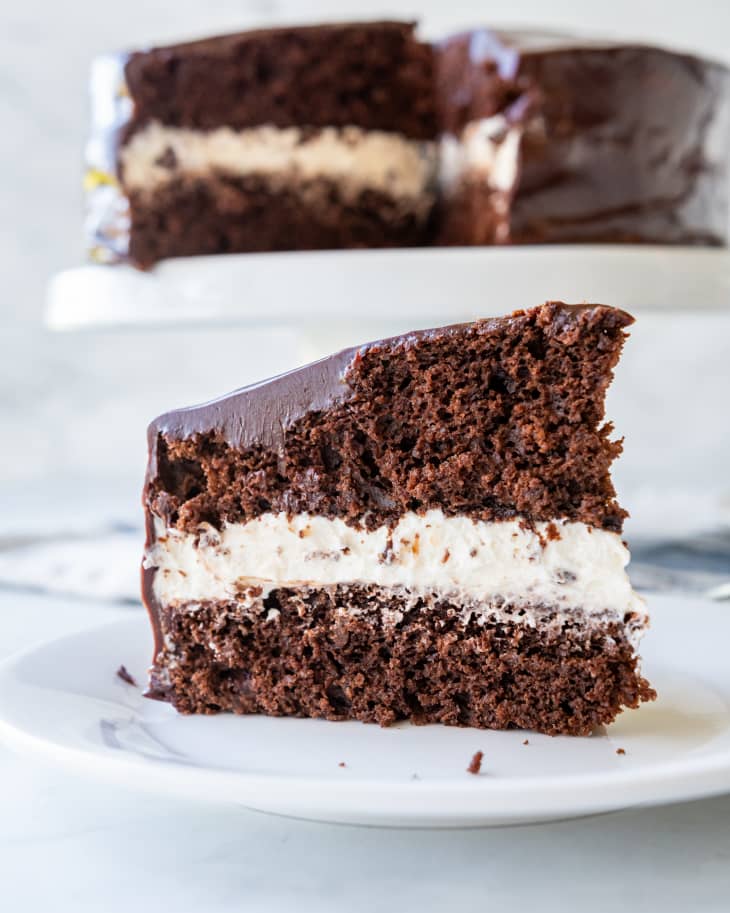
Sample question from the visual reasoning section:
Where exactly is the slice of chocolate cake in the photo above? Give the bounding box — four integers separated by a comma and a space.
142, 302, 654, 736
436, 30, 730, 246
86, 21, 437, 267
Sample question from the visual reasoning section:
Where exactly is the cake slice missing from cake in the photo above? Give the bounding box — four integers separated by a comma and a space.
142, 302, 654, 735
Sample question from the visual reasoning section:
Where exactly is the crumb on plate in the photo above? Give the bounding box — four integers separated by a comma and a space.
116, 664, 137, 686
467, 750, 484, 775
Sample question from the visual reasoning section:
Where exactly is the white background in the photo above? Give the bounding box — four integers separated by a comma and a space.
1, 2, 730, 910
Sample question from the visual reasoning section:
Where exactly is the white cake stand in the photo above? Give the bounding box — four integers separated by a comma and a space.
46, 246, 730, 354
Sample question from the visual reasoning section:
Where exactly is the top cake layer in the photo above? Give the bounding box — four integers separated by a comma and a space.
123, 21, 436, 139
145, 302, 631, 535
436, 28, 730, 130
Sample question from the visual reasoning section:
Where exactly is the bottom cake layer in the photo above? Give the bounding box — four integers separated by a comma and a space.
148, 584, 654, 736
126, 175, 434, 267
436, 176, 721, 247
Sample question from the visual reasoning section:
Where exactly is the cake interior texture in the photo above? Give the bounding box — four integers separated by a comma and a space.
142, 302, 654, 736
86, 21, 730, 265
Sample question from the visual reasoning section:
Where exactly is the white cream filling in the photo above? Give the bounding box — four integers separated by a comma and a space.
119, 117, 530, 228
120, 122, 438, 204
439, 114, 523, 195
146, 510, 647, 638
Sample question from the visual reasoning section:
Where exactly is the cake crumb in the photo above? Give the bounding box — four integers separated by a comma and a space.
523, 739, 529, 745
467, 751, 484, 775
441, 549, 450, 564
616, 747, 626, 755
338, 761, 346, 768
116, 665, 137, 686
379, 534, 395, 564
154, 146, 178, 170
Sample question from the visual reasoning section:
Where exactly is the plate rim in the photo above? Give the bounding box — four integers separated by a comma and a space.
2, 614, 730, 824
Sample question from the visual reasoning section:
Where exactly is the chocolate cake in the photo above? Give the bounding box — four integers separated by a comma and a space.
86, 21, 730, 266
85, 22, 438, 266
142, 301, 655, 735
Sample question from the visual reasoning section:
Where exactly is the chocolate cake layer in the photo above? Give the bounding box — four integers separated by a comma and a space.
127, 174, 435, 267
437, 31, 730, 246
123, 22, 436, 137
146, 303, 629, 534
148, 586, 654, 736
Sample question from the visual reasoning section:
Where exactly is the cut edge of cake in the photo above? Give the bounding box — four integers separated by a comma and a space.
86, 21, 439, 266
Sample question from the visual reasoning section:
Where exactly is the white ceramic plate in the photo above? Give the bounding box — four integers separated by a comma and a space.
45, 246, 730, 333
1, 593, 729, 827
